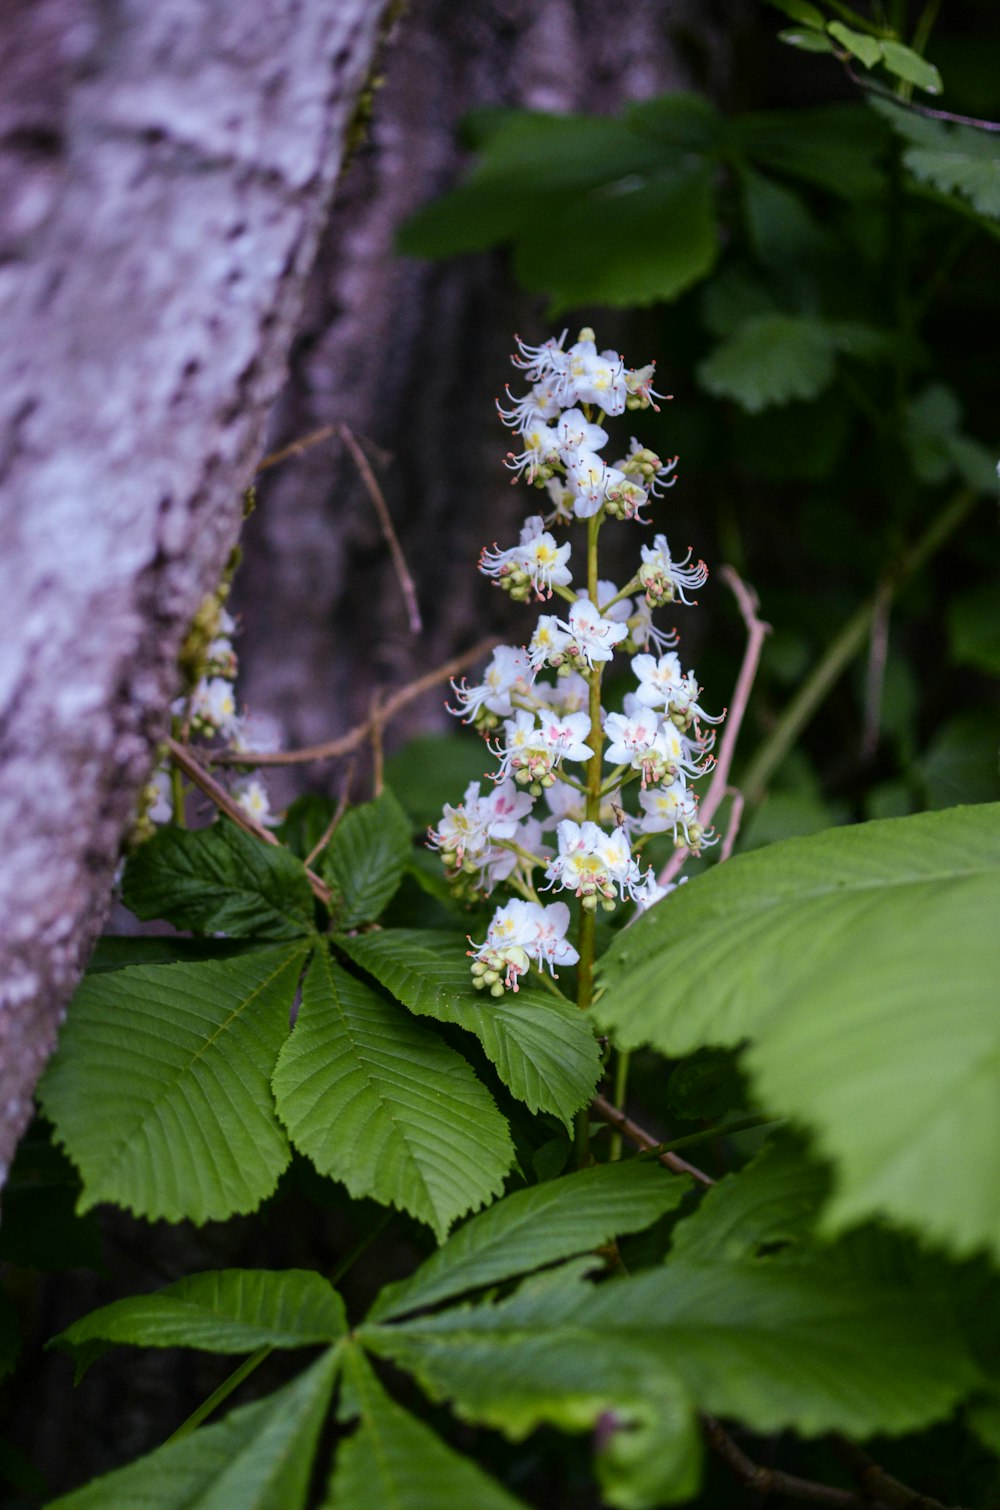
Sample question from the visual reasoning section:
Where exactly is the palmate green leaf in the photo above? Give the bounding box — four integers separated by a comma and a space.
339, 929, 601, 1126
122, 821, 316, 939
365, 1261, 700, 1510
322, 789, 412, 928
38, 946, 307, 1223
272, 949, 513, 1241
595, 806, 1000, 1258
47, 1348, 339, 1510
325, 1345, 527, 1510
827, 21, 882, 69
872, 96, 1000, 218
369, 1160, 689, 1322
696, 314, 835, 411
364, 1249, 977, 1448
52, 1270, 346, 1367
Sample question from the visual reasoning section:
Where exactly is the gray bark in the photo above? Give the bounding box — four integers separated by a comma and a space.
0, 0, 394, 1179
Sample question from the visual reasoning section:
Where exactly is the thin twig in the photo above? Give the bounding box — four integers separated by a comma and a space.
212, 636, 501, 767
829, 1434, 959, 1510
370, 692, 385, 798
303, 758, 356, 869
256, 424, 337, 475
590, 1094, 715, 1188
702, 1415, 882, 1509
340, 423, 422, 635
841, 57, 1000, 132
861, 578, 892, 760
657, 566, 769, 888
166, 738, 332, 905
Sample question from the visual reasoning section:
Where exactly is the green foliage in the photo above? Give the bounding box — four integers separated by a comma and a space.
122, 820, 317, 938
38, 946, 309, 1222
340, 928, 602, 1125
272, 947, 514, 1239
328, 1346, 528, 1510
52, 1269, 346, 1365
46, 1349, 340, 1510
321, 788, 412, 928
369, 1160, 689, 1322
596, 807, 1000, 1257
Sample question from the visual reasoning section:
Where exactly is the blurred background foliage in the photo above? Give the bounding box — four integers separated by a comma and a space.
397, 0, 1000, 858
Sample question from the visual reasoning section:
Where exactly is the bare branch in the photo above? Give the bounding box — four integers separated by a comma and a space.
590, 1094, 715, 1188
657, 566, 769, 888
213, 635, 501, 766
702, 1415, 881, 1509
166, 738, 331, 905
829, 1434, 959, 1510
340, 423, 423, 635
256, 424, 337, 475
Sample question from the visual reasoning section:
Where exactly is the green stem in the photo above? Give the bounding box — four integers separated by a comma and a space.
169, 717, 188, 827
740, 487, 977, 804
164, 1346, 272, 1446
637, 1114, 782, 1159
609, 1049, 631, 1162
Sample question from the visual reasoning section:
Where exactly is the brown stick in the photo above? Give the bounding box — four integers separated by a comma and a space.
303, 758, 356, 869
590, 1094, 715, 1188
166, 738, 331, 905
657, 566, 769, 888
256, 424, 336, 474
213, 636, 501, 767
829, 1435, 959, 1510
702, 1415, 882, 1509
340, 423, 422, 635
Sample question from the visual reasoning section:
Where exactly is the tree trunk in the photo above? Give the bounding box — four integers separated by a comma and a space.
0, 0, 395, 1180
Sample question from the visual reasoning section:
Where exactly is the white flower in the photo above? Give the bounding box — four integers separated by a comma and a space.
533, 671, 591, 714
544, 819, 646, 911
627, 601, 680, 655
528, 615, 572, 671
468, 898, 579, 995
638, 535, 708, 608
603, 707, 661, 770
553, 407, 609, 459
496, 381, 562, 430
557, 599, 629, 668
561, 333, 628, 415
480, 517, 572, 600
449, 645, 533, 725
617, 438, 679, 495
632, 652, 685, 709
492, 710, 555, 788
428, 779, 534, 890
511, 330, 570, 384
230, 710, 284, 755
565, 450, 627, 519
234, 776, 279, 828
638, 779, 710, 849
189, 676, 240, 737
146, 767, 173, 825
536, 709, 594, 765
624, 363, 671, 413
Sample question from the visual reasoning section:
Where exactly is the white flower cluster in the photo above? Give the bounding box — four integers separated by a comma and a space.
142, 605, 283, 831
433, 330, 722, 996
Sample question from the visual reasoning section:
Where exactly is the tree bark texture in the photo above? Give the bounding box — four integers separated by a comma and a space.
235, 0, 743, 794
0, 0, 395, 1180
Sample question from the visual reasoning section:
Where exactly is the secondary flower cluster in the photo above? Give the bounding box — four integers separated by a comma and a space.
139, 599, 282, 834
431, 330, 722, 998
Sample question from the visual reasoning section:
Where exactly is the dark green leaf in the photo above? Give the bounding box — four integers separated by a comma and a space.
39, 946, 307, 1222
595, 806, 1000, 1257
323, 789, 412, 928
276, 795, 338, 860
764, 0, 826, 25
272, 949, 513, 1240
46, 1348, 339, 1509
666, 1047, 746, 1121
697, 315, 836, 411
917, 715, 1000, 809
668, 1138, 829, 1265
778, 27, 836, 54
872, 97, 1000, 216
123, 821, 315, 938
737, 104, 889, 198
339, 929, 601, 1126
950, 586, 1000, 676
326, 1345, 527, 1509
369, 1160, 689, 1322
52, 1270, 346, 1365
827, 22, 882, 69
878, 39, 943, 95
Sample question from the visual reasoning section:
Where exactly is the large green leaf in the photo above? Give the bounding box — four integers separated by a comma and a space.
340, 929, 601, 1126
872, 97, 1000, 218
47, 1348, 339, 1510
595, 806, 1000, 1257
736, 103, 889, 199
326, 1345, 527, 1510
272, 949, 513, 1240
697, 314, 836, 411
39, 947, 307, 1222
322, 789, 412, 928
369, 1160, 689, 1322
122, 821, 316, 938
52, 1270, 346, 1365
364, 1250, 977, 1446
